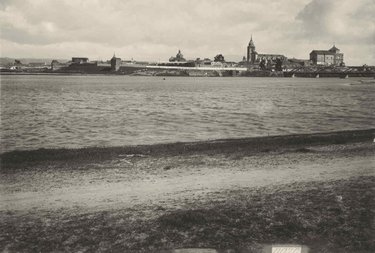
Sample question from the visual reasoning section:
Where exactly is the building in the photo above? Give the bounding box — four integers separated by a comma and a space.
203, 58, 212, 65
310, 45, 344, 66
257, 54, 287, 63
110, 54, 121, 71
246, 36, 286, 65
247, 36, 257, 64
27, 62, 47, 68
71, 57, 89, 64
285, 58, 312, 68
211, 61, 224, 67
169, 50, 186, 62
51, 60, 68, 71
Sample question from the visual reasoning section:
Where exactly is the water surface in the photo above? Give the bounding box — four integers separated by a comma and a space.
1, 75, 374, 152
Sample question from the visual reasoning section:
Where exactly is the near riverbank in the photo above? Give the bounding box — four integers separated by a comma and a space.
1, 129, 374, 252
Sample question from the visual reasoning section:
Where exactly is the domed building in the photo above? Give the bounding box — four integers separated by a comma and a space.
169, 50, 186, 62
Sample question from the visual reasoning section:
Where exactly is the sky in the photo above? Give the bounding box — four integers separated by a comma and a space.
0, 0, 374, 65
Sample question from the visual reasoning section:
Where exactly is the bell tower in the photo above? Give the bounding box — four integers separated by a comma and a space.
110, 53, 121, 71
247, 35, 257, 64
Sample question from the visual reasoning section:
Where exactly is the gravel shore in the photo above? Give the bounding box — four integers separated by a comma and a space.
1, 130, 374, 252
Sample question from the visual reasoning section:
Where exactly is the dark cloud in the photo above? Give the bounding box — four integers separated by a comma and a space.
296, 0, 334, 35
0, 0, 12, 10
295, 0, 375, 45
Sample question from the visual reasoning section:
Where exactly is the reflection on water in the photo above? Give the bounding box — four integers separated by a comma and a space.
1, 75, 374, 152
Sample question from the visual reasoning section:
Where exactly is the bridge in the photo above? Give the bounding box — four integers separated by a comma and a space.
145, 65, 247, 71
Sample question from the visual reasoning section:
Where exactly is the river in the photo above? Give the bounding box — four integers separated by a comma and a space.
1, 75, 374, 152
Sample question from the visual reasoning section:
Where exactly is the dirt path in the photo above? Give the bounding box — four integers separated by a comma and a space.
1, 141, 374, 252
1, 143, 374, 212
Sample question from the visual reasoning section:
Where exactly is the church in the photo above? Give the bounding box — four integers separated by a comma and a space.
169, 50, 186, 62
246, 36, 286, 65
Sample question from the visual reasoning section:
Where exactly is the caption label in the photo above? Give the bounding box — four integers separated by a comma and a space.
272, 246, 302, 253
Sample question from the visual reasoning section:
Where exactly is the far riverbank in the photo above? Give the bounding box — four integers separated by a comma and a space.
2, 66, 375, 78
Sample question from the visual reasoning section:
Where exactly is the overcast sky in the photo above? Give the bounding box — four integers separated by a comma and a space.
0, 0, 374, 65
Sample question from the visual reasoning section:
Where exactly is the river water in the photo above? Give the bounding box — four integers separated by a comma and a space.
1, 75, 374, 152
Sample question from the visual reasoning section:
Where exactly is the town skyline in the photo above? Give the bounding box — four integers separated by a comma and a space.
1, 0, 374, 65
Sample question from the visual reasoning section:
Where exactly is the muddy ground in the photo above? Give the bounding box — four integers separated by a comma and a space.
0, 131, 374, 252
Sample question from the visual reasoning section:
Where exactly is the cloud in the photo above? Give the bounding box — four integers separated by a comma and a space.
0, 0, 374, 65
295, 0, 375, 44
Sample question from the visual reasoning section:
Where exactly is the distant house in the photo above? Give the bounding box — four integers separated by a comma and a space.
211, 61, 224, 67
51, 60, 68, 71
72, 57, 89, 64
203, 58, 212, 65
286, 58, 312, 67
10, 60, 23, 70
27, 62, 47, 68
310, 45, 344, 66
257, 54, 287, 63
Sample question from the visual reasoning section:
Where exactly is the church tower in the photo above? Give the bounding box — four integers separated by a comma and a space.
247, 35, 257, 64
110, 53, 121, 71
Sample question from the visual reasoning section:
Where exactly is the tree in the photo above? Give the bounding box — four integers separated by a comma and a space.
275, 58, 283, 71
259, 59, 266, 70
214, 54, 225, 62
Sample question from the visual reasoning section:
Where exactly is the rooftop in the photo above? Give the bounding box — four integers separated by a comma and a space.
329, 45, 340, 52
310, 50, 335, 55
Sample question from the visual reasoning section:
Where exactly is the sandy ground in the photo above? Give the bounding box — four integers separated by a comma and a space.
1, 142, 374, 213
0, 139, 374, 252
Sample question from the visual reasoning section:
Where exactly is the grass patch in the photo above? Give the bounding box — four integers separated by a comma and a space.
1, 176, 374, 252
294, 147, 312, 153
1, 129, 374, 167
